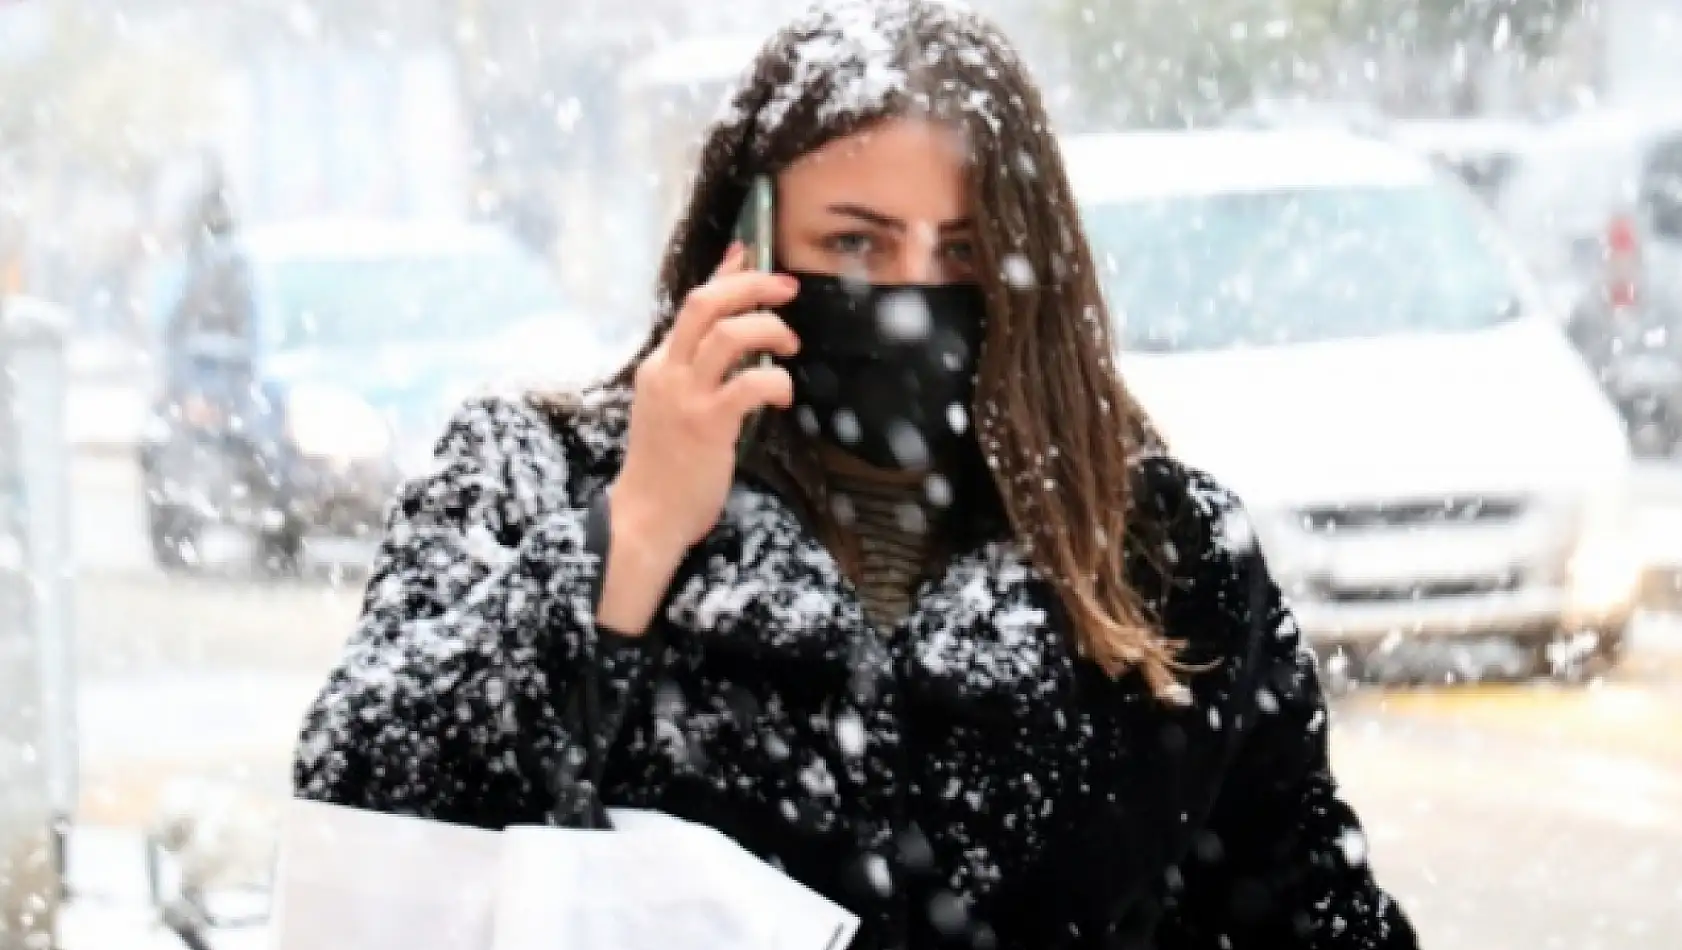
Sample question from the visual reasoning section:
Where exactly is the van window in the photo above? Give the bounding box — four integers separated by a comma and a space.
264, 245, 567, 351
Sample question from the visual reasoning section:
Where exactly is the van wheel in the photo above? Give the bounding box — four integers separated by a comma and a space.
1315, 644, 1368, 694
146, 499, 201, 573
1533, 622, 1629, 683
1591, 621, 1630, 668
256, 521, 305, 577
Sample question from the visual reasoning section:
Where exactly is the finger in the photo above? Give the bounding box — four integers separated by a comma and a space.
716, 365, 794, 418
710, 241, 745, 282
666, 270, 799, 361
692, 312, 800, 384
664, 244, 745, 359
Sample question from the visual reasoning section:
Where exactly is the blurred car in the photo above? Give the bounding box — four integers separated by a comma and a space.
138, 218, 617, 573
1064, 129, 1639, 677
1494, 108, 1682, 456
1388, 117, 1541, 207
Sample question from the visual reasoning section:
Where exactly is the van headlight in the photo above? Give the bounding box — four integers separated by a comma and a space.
286, 384, 391, 461
1566, 488, 1643, 617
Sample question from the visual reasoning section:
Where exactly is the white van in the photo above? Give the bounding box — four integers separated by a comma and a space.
1063, 129, 1639, 675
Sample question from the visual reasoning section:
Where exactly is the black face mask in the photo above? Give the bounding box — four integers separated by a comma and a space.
775, 272, 986, 471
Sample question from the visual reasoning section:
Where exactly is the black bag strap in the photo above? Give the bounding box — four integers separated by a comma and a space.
548, 490, 659, 830
547, 646, 605, 829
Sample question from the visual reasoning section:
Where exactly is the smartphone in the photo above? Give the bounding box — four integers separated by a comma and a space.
733, 176, 777, 463
734, 175, 777, 371
736, 174, 776, 276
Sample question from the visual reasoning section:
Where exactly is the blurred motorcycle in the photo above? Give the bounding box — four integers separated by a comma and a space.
1494, 109, 1682, 457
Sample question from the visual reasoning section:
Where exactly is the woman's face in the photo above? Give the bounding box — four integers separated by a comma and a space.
775, 117, 977, 286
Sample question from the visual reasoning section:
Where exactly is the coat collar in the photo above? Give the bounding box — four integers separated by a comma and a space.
661, 479, 1079, 720
548, 392, 1083, 720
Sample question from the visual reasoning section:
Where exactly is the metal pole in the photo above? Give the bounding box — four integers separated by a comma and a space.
0, 296, 69, 950
12, 303, 78, 838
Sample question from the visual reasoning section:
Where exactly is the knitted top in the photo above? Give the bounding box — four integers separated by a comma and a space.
825, 467, 934, 629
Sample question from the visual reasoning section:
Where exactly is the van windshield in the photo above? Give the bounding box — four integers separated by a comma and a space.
1083, 184, 1523, 352
266, 248, 568, 351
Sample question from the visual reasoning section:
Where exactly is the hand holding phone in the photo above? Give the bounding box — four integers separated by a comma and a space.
603, 242, 799, 633
601, 176, 797, 633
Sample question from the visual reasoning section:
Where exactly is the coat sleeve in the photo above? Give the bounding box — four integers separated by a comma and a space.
1159, 471, 1418, 950
292, 396, 650, 829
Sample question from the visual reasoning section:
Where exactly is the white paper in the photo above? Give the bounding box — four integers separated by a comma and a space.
271, 798, 503, 950
271, 799, 858, 950
491, 808, 859, 950
607, 812, 858, 950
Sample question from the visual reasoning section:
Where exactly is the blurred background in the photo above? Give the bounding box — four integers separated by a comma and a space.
3, 0, 1681, 947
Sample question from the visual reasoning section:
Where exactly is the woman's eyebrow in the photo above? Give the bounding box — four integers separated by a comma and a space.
827, 203, 902, 230
825, 203, 973, 234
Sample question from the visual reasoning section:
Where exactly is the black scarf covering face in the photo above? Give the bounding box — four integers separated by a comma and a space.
775, 273, 986, 473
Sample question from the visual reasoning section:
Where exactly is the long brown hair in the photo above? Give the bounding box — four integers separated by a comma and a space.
570, 1, 1188, 699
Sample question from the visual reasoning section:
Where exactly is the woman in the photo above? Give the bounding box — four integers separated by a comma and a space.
294, 2, 1416, 948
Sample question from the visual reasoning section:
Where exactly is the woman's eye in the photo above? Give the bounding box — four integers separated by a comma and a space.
824, 232, 876, 256
943, 239, 976, 263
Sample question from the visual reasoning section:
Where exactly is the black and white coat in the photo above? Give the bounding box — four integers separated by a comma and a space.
294, 395, 1416, 950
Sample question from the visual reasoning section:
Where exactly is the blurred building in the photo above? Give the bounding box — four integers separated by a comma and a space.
4, 0, 1062, 330
1596, 0, 1682, 107
449, 0, 1054, 318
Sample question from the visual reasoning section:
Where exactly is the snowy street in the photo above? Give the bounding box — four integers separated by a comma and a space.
21, 0, 1682, 945
53, 449, 1682, 948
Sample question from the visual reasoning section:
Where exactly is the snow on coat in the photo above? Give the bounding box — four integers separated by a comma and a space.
293, 394, 1415, 950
